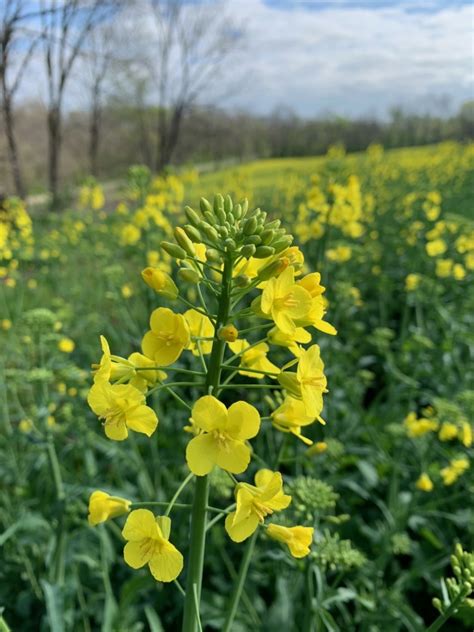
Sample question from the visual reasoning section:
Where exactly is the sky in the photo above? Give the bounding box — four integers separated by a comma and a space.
14, 0, 474, 120
223, 0, 474, 117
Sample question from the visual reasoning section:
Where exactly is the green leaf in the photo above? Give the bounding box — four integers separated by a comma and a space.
41, 581, 64, 632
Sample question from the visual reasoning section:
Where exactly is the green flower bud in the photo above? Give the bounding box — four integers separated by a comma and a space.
260, 229, 275, 244
219, 226, 229, 238
185, 206, 201, 226
241, 199, 249, 215
254, 245, 275, 259
174, 227, 196, 256
246, 235, 262, 245
203, 211, 217, 226
161, 241, 187, 260
206, 248, 222, 263
254, 224, 264, 235
243, 216, 258, 235
271, 235, 294, 253
214, 194, 224, 213
200, 197, 213, 215
216, 207, 227, 225
224, 238, 237, 250
234, 203, 242, 220
234, 274, 251, 287
240, 244, 256, 258
201, 223, 219, 242
183, 224, 202, 243
432, 598, 442, 613
178, 268, 201, 284
224, 195, 233, 215
266, 219, 281, 230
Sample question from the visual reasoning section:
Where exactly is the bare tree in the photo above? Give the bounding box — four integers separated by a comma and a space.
39, 0, 116, 205
145, 0, 243, 172
0, 1, 39, 197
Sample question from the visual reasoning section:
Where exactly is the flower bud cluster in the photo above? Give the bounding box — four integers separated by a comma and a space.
161, 194, 293, 261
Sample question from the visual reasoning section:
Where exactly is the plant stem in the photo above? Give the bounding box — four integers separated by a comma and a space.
222, 530, 258, 632
182, 252, 233, 632
426, 590, 470, 632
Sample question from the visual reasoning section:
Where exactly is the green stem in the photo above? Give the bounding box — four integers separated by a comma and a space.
426, 590, 470, 632
222, 530, 259, 632
165, 472, 195, 516
182, 252, 234, 632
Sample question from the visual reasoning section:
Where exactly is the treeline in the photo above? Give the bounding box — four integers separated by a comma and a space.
1, 100, 473, 195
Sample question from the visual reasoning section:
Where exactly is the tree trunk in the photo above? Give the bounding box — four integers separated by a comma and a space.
1, 90, 26, 198
156, 104, 185, 173
47, 104, 62, 208
89, 100, 100, 177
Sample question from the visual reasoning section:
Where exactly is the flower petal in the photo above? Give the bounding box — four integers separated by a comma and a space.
225, 511, 260, 542
123, 540, 151, 569
186, 434, 218, 476
192, 395, 227, 432
126, 405, 158, 437
148, 542, 183, 582
226, 401, 261, 440
215, 440, 251, 474
122, 509, 157, 541
104, 419, 128, 441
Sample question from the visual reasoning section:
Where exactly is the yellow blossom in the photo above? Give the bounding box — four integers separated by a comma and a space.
88, 381, 158, 441
122, 510, 183, 582
19, 419, 33, 433
225, 469, 291, 542
1, 319, 12, 330
426, 239, 447, 257
229, 340, 279, 378
268, 326, 311, 357
267, 524, 314, 558
186, 396, 260, 475
271, 396, 317, 444
438, 422, 458, 442
416, 473, 433, 492
441, 458, 469, 486
404, 412, 438, 438
218, 324, 238, 342
142, 307, 190, 366
461, 422, 472, 448
184, 309, 214, 355
296, 345, 327, 417
259, 266, 312, 334
141, 267, 178, 299
121, 284, 133, 299
88, 491, 131, 525
405, 274, 421, 292
58, 338, 75, 353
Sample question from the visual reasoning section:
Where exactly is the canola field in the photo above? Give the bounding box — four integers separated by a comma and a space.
1, 142, 474, 632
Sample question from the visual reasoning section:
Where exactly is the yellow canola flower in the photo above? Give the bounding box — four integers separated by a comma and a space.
88, 381, 158, 441
268, 326, 311, 357
438, 422, 458, 442
404, 412, 438, 438
122, 510, 183, 583
93, 336, 166, 392
259, 266, 312, 335
88, 491, 131, 526
426, 239, 447, 257
228, 340, 279, 378
271, 396, 317, 445
267, 524, 314, 558
141, 267, 178, 299
142, 307, 190, 366
461, 422, 472, 448
218, 324, 238, 342
225, 469, 291, 542
186, 396, 260, 476
184, 309, 214, 355
296, 345, 327, 417
19, 419, 33, 433
1, 318, 12, 330
405, 273, 421, 292
58, 338, 75, 353
441, 458, 470, 486
295, 273, 337, 335
416, 473, 434, 492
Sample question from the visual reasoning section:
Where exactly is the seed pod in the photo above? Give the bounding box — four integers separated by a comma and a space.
174, 227, 196, 256
240, 244, 256, 258
161, 241, 187, 260
200, 197, 213, 215
178, 268, 201, 283
184, 206, 201, 226
183, 224, 202, 243
254, 245, 275, 259
243, 216, 258, 235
